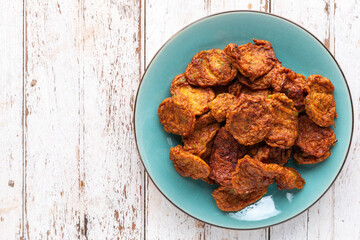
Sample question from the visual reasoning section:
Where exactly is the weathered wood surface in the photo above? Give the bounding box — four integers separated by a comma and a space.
81, 0, 144, 239
24, 1, 82, 238
0, 1, 23, 239
1, 0, 360, 239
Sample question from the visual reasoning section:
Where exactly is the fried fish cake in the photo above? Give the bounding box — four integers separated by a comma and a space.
266, 164, 305, 190
232, 155, 304, 193
265, 93, 299, 149
305, 92, 336, 127
293, 148, 331, 164
169, 145, 210, 180
224, 39, 277, 81
226, 95, 273, 145
185, 49, 237, 87
209, 127, 247, 186
241, 85, 271, 98
296, 115, 336, 157
209, 93, 236, 122
270, 64, 293, 92
212, 186, 267, 212
306, 75, 334, 94
281, 72, 308, 112
252, 145, 292, 166
228, 79, 243, 97
170, 74, 215, 115
236, 72, 272, 90
245, 142, 264, 157
212, 84, 231, 96
194, 112, 217, 129
231, 155, 274, 194
183, 120, 220, 158
158, 95, 196, 136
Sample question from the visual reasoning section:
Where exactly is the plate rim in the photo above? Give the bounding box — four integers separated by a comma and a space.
133, 10, 354, 230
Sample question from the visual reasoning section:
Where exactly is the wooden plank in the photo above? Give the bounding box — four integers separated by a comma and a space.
81, 0, 144, 239
0, 1, 24, 239
270, 0, 334, 239
145, 1, 207, 239
332, 0, 360, 239
24, 0, 82, 238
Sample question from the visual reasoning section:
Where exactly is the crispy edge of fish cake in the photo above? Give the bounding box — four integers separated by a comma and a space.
185, 49, 237, 87
224, 39, 277, 81
306, 74, 334, 94
231, 155, 274, 194
296, 115, 336, 157
169, 145, 210, 180
226, 95, 273, 145
158, 95, 196, 136
293, 147, 331, 164
209, 93, 236, 122
170, 73, 215, 115
305, 92, 336, 127
212, 186, 267, 212
265, 93, 299, 149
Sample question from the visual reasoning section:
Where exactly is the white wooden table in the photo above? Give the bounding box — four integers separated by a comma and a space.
1, 0, 359, 239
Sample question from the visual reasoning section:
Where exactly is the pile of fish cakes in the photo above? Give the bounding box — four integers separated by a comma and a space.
158, 39, 337, 212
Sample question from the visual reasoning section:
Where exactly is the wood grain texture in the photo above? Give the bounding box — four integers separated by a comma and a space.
81, 0, 144, 239
270, 1, 335, 239
24, 0, 82, 238
145, 1, 208, 239
0, 1, 23, 239
332, 0, 360, 239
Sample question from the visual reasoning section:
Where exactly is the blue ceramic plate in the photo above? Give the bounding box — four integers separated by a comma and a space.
134, 11, 353, 229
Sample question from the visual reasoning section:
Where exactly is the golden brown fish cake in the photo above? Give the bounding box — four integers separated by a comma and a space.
170, 74, 189, 94
200, 138, 215, 159
170, 73, 215, 115
265, 93, 299, 149
241, 85, 272, 98
209, 93, 236, 122
226, 95, 273, 145
212, 84, 231, 96
305, 92, 336, 127
236, 72, 271, 90
227, 80, 244, 97
296, 115, 336, 157
212, 186, 267, 212
185, 49, 237, 87
209, 158, 234, 186
231, 155, 274, 194
202, 177, 216, 185
190, 113, 217, 159
245, 142, 264, 157
293, 147, 331, 164
194, 112, 217, 129
224, 39, 277, 81
158, 95, 196, 136
252, 145, 292, 166
232, 155, 304, 193
270, 64, 293, 92
306, 75, 334, 94
209, 128, 247, 186
266, 164, 305, 190
169, 145, 210, 180
281, 72, 308, 112
183, 121, 220, 158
